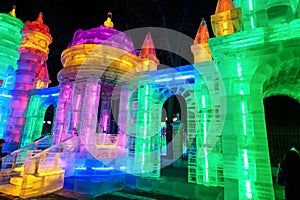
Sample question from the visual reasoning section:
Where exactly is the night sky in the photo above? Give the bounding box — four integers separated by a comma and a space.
1, 0, 300, 134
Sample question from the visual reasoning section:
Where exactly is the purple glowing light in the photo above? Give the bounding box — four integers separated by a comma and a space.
68, 25, 136, 54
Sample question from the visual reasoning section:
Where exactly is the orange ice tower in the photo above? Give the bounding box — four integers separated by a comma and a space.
191, 18, 212, 63
211, 0, 242, 36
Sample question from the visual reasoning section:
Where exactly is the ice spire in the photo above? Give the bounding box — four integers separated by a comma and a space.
139, 32, 157, 57
194, 18, 210, 44
136, 32, 159, 72
37, 12, 43, 24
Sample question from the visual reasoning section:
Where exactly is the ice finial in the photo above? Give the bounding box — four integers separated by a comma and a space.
139, 32, 157, 57
194, 18, 210, 44
104, 12, 114, 28
9, 5, 16, 17
37, 12, 43, 24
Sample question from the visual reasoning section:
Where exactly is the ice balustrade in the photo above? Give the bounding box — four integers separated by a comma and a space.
0, 136, 67, 199
1, 136, 53, 170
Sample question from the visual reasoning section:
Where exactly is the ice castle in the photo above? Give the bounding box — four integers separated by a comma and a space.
0, 0, 300, 199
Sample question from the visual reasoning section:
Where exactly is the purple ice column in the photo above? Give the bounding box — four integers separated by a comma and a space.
53, 82, 74, 143
70, 83, 84, 135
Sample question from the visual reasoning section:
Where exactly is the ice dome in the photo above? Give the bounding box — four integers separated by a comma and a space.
68, 13, 135, 54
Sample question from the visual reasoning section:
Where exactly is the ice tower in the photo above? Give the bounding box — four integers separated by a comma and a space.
0, 6, 23, 139
55, 12, 137, 154
208, 0, 300, 199
4, 12, 52, 151
136, 32, 159, 72
211, 0, 242, 36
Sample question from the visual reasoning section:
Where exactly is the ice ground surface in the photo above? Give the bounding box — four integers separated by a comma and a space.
0, 185, 285, 200
0, 188, 186, 200
0, 165, 285, 200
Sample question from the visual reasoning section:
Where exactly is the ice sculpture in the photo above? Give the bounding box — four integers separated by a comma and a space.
211, 0, 242, 36
3, 12, 52, 151
1, 0, 300, 199
0, 6, 23, 139
0, 136, 66, 199
135, 32, 159, 72
191, 18, 212, 63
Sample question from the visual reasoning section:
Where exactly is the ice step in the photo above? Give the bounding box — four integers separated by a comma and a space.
0, 184, 21, 196
0, 170, 65, 199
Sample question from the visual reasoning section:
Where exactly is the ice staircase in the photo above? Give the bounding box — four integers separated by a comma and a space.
0, 134, 131, 198
0, 136, 67, 199
0, 136, 53, 187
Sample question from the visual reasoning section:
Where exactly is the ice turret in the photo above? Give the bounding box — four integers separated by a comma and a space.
191, 18, 212, 63
211, 0, 242, 36
139, 32, 157, 57
4, 12, 52, 151
136, 32, 159, 72
0, 5, 23, 138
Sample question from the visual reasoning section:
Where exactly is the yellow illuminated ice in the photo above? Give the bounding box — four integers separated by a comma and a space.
104, 12, 114, 28
9, 5, 16, 17
211, 0, 242, 36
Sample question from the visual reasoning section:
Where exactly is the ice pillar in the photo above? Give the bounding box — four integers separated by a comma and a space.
78, 76, 101, 151
53, 82, 74, 144
133, 77, 161, 177
221, 77, 274, 200
117, 85, 130, 148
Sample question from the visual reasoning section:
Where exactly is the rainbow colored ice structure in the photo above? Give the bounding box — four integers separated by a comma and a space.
0, 1, 300, 199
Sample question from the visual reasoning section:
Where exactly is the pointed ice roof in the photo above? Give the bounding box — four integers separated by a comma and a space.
194, 18, 210, 44
139, 32, 157, 57
215, 0, 236, 14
